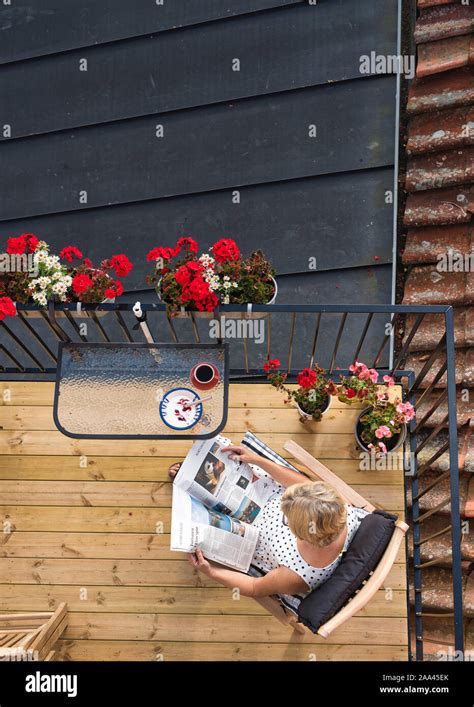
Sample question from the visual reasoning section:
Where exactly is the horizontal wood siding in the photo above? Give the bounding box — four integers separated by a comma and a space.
0, 0, 397, 320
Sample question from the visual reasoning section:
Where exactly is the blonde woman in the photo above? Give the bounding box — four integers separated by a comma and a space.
187, 446, 369, 608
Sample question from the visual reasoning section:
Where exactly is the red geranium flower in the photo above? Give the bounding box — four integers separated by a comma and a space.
345, 388, 356, 399
83, 258, 93, 269
109, 254, 133, 277
0, 297, 16, 321
175, 265, 191, 286
72, 274, 93, 294
212, 238, 241, 264
175, 236, 198, 254
104, 280, 124, 299
6, 234, 39, 255
146, 247, 176, 262
297, 368, 317, 389
263, 358, 281, 372
59, 246, 83, 263
24, 234, 39, 253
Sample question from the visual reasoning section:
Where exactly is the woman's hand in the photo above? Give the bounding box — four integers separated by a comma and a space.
221, 445, 257, 465
188, 547, 214, 577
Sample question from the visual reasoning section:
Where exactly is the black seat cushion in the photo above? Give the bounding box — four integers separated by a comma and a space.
297, 509, 398, 633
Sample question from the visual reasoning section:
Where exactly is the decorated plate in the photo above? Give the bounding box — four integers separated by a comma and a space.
159, 388, 203, 430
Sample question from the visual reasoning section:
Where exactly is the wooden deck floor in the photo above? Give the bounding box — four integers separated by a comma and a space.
0, 382, 408, 661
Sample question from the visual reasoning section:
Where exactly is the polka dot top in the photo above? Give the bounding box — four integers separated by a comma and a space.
251, 488, 370, 610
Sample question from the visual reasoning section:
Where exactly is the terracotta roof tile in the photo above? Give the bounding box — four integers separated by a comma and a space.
407, 67, 474, 114
466, 571, 474, 616
409, 515, 474, 565
402, 223, 473, 264
416, 426, 474, 473
417, 34, 474, 77
407, 348, 474, 387
405, 307, 474, 350
406, 146, 474, 191
404, 186, 474, 226
415, 4, 474, 45
407, 105, 474, 155
416, 390, 473, 427
419, 0, 470, 8
415, 470, 471, 517
403, 265, 474, 305
410, 567, 469, 612
467, 475, 474, 517
415, 615, 466, 654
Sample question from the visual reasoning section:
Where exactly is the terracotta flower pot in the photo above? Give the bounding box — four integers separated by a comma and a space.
355, 407, 407, 453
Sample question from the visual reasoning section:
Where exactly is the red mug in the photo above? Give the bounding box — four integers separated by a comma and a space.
190, 362, 219, 391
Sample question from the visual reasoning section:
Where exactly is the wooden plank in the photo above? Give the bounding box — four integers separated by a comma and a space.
0, 558, 406, 589
56, 639, 408, 661
0, 456, 404, 485
0, 404, 364, 432
0, 76, 395, 221
0, 531, 406, 563
0, 585, 407, 617
0, 1, 397, 139
0, 431, 373, 459
0, 169, 394, 282
0, 481, 404, 508
0, 382, 401, 408
0, 1, 302, 64
60, 612, 407, 645
0, 506, 404, 534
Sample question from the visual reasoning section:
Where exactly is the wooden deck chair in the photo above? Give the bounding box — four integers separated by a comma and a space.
0, 603, 68, 661
253, 441, 408, 638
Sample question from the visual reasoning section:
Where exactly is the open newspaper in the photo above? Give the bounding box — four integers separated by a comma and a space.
171, 435, 280, 572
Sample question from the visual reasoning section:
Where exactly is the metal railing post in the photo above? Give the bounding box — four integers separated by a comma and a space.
444, 307, 465, 657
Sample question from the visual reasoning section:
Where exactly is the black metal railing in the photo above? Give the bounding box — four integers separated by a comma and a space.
0, 301, 465, 660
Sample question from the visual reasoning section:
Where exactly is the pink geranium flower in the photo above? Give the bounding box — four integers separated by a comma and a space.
375, 425, 392, 439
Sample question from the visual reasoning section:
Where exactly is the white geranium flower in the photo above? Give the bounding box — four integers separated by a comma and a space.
52, 282, 66, 295
35, 293, 47, 306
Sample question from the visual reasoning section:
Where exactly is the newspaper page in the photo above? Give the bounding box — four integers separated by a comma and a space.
170, 485, 260, 572
174, 435, 280, 524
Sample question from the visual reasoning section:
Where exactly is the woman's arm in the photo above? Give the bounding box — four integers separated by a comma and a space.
221, 445, 306, 488
189, 548, 309, 598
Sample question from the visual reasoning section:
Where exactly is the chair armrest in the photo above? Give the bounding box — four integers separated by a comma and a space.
283, 439, 375, 512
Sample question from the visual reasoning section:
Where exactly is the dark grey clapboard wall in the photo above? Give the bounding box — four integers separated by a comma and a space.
0, 0, 399, 371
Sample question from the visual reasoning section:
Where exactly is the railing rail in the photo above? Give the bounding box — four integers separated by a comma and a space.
0, 301, 465, 659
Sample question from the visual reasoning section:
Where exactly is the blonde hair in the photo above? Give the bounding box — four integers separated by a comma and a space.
280, 481, 347, 547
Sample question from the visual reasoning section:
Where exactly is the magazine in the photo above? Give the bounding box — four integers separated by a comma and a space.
170, 435, 281, 572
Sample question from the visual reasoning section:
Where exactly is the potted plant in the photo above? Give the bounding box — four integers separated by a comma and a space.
1, 235, 73, 315
264, 359, 336, 422
65, 248, 133, 315
146, 237, 277, 316
0, 235, 133, 317
337, 361, 415, 454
